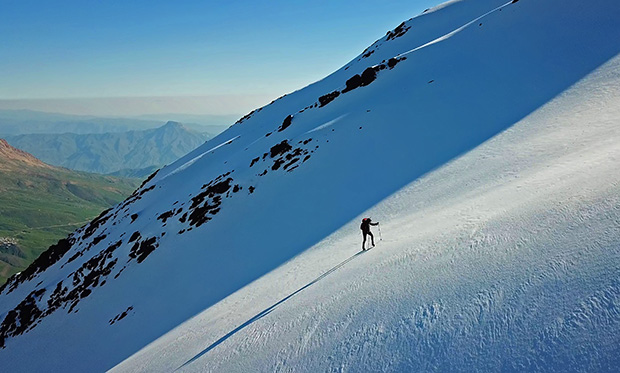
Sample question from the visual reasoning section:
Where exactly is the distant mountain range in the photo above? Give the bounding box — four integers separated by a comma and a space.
6, 121, 211, 176
0, 109, 233, 135
0, 139, 139, 284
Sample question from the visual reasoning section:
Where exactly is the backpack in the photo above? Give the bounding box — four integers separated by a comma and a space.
360, 218, 370, 231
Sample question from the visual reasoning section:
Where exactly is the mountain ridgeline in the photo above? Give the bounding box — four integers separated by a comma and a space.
6, 121, 211, 176
0, 0, 619, 371
0, 109, 233, 136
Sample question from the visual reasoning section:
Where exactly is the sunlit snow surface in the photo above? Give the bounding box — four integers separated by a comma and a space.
116, 52, 620, 373
1, 0, 619, 371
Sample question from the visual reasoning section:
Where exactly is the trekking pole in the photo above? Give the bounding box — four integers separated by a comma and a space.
378, 223, 383, 241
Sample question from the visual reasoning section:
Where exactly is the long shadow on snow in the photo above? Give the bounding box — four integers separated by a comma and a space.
177, 250, 367, 370
124, 4, 620, 369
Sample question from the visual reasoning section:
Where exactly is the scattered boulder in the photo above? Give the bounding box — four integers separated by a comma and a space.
386, 22, 411, 41
319, 91, 341, 107
270, 140, 293, 158
278, 115, 293, 132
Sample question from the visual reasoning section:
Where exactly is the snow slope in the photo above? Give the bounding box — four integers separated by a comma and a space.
1, 0, 619, 371
117, 49, 620, 373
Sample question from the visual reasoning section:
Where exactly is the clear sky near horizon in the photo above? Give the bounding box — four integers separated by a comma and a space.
1, 0, 440, 116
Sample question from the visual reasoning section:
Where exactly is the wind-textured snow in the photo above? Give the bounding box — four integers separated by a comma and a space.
1, 0, 619, 371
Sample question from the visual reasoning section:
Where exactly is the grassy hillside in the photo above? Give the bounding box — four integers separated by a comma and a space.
0, 139, 140, 283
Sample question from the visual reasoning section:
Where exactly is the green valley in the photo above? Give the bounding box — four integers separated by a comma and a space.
0, 139, 140, 283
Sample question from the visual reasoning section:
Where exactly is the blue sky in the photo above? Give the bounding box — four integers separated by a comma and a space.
0, 0, 439, 115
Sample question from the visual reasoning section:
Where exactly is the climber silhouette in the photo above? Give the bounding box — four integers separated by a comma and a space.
360, 217, 379, 250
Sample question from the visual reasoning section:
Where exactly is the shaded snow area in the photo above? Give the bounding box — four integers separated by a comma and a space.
121, 56, 620, 373
1, 0, 619, 372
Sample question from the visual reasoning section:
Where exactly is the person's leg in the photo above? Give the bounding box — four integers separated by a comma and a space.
362, 232, 367, 250
369, 232, 375, 246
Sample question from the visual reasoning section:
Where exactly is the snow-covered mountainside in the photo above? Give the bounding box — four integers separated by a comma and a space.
1, 0, 620, 371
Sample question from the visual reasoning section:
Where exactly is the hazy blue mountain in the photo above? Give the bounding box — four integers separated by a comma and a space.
0, 109, 232, 136
132, 113, 237, 134
6, 121, 211, 174
107, 165, 160, 179
0, 109, 163, 135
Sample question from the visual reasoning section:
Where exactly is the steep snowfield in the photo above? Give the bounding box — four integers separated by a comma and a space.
1, 0, 619, 371
116, 53, 620, 373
